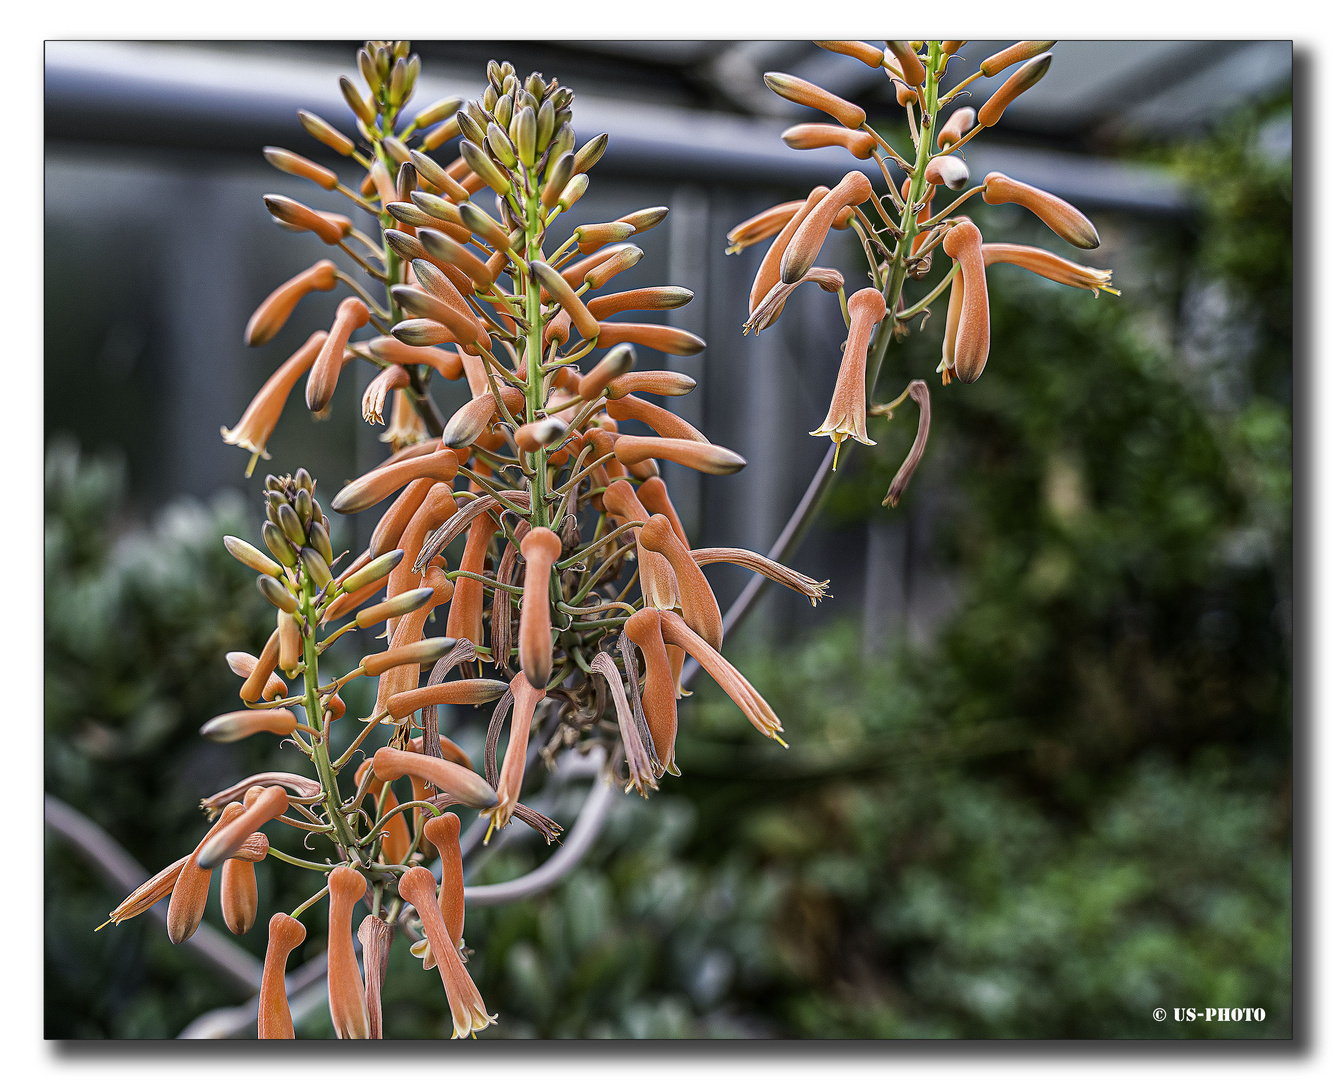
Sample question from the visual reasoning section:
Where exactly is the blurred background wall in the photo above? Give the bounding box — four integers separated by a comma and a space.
44, 41, 1294, 1039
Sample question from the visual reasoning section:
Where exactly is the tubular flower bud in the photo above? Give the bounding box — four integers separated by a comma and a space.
635, 477, 690, 547
941, 221, 990, 382
277, 609, 302, 674
810, 287, 887, 459
327, 866, 371, 1040
781, 123, 878, 159
574, 221, 637, 253
418, 228, 498, 291
391, 285, 485, 349
384, 485, 458, 618
423, 813, 465, 947
691, 548, 829, 605
519, 528, 562, 690
200, 709, 298, 744
458, 201, 516, 253
398, 867, 497, 1039
887, 41, 926, 88
243, 260, 338, 347
238, 627, 282, 702
387, 679, 510, 721
368, 482, 433, 563
441, 387, 526, 448
306, 298, 369, 413
446, 510, 500, 646
263, 194, 346, 245
978, 53, 1053, 127
586, 286, 693, 320
814, 40, 886, 68
331, 450, 460, 514
594, 323, 705, 356
606, 395, 707, 443
361, 636, 457, 678
574, 133, 609, 174
937, 107, 976, 149
224, 536, 281, 577
584, 244, 644, 290
263, 147, 338, 190
982, 243, 1118, 295
258, 914, 307, 1039
614, 435, 746, 476
409, 150, 468, 202
980, 40, 1057, 78
458, 139, 511, 195
940, 264, 964, 379
298, 109, 354, 155
883, 52, 918, 107
514, 418, 567, 454
606, 370, 696, 399
625, 609, 679, 774
981, 171, 1100, 249
167, 802, 244, 944
780, 171, 873, 284
372, 748, 498, 809
342, 548, 405, 593
925, 155, 970, 190
727, 199, 805, 255
353, 759, 413, 865
641, 515, 723, 650
355, 586, 434, 628
228, 648, 287, 702
659, 610, 785, 744
618, 206, 669, 233
258, 575, 299, 614
577, 343, 637, 400
220, 855, 259, 935
491, 672, 547, 832
530, 260, 600, 340
367, 335, 464, 380
222, 332, 327, 473
763, 72, 866, 129
413, 95, 463, 130
198, 786, 289, 869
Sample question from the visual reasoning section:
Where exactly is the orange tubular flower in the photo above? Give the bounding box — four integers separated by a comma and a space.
659, 611, 785, 745
586, 286, 694, 320
781, 123, 878, 159
305, 297, 369, 414
383, 484, 457, 618
366, 335, 464, 380
603, 479, 680, 612
387, 679, 509, 721
199, 708, 298, 743
624, 608, 679, 775
814, 40, 886, 68
398, 867, 497, 1039
446, 511, 500, 645
244, 260, 338, 346
636, 477, 689, 548
939, 265, 964, 381
981, 172, 1101, 250
780, 171, 874, 284
362, 364, 410, 426
197, 786, 290, 869
519, 528, 562, 690
332, 451, 460, 516
263, 194, 348, 245
606, 395, 707, 443
941, 221, 991, 383
442, 387, 527, 449
982, 243, 1118, 295
937, 107, 976, 150
594, 323, 706, 356
762, 72, 866, 129
230, 642, 286, 703
368, 477, 433, 558
220, 853, 259, 936
887, 41, 926, 88
576, 344, 637, 400
423, 813, 465, 948
372, 747, 499, 810
166, 801, 244, 944
613, 435, 746, 475
357, 914, 393, 1040
749, 185, 828, 312
370, 568, 454, 718
221, 331, 327, 475
418, 228, 498, 292
530, 260, 601, 340
980, 40, 1057, 78
977, 53, 1053, 127
492, 671, 547, 833
640, 515, 723, 651
258, 913, 307, 1039
726, 199, 805, 255
810, 287, 887, 458
327, 866, 371, 1040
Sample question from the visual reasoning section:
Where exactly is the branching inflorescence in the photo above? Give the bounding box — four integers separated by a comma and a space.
104, 41, 832, 1039
730, 40, 1119, 506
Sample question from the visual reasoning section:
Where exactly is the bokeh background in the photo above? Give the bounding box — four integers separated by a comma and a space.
44, 40, 1293, 1039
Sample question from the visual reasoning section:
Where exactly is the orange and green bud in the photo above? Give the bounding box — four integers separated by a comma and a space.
763, 71, 866, 129
980, 40, 1057, 78
978, 53, 1053, 127
981, 171, 1100, 249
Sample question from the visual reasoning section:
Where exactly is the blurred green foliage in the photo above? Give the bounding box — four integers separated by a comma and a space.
45, 97, 1290, 1039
